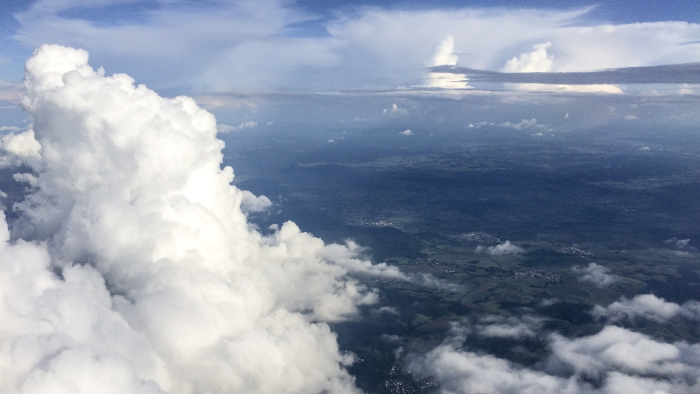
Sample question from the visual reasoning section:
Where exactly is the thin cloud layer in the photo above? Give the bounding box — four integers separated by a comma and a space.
433, 62, 700, 85
0, 44, 406, 394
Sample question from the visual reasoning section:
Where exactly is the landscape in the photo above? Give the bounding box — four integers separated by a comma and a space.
226, 117, 700, 392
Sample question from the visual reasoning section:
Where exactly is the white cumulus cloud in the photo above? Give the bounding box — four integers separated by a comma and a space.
408, 323, 700, 394
0, 44, 409, 394
217, 120, 258, 133
591, 294, 700, 323
572, 263, 617, 287
475, 240, 524, 256
503, 42, 554, 73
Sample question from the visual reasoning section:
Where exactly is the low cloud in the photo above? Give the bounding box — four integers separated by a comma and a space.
409, 273, 463, 293
382, 103, 408, 116
476, 314, 546, 339
548, 326, 700, 382
217, 120, 258, 133
475, 240, 524, 256
572, 263, 617, 287
399, 129, 413, 135
498, 118, 552, 132
409, 324, 700, 394
380, 334, 403, 344
665, 237, 692, 249
591, 294, 700, 324
371, 306, 400, 316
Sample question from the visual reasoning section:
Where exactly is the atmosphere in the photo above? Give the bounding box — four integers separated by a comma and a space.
1, 1, 700, 394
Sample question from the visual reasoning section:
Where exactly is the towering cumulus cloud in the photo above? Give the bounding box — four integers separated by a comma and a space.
1, 45, 400, 394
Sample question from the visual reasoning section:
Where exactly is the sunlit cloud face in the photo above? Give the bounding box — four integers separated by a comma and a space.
423, 35, 468, 89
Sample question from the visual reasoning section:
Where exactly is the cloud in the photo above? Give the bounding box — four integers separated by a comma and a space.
499, 42, 622, 93
665, 237, 691, 249
217, 120, 258, 133
380, 334, 402, 344
1, 44, 412, 394
399, 129, 413, 135
591, 294, 700, 324
572, 263, 617, 287
428, 35, 458, 68
382, 103, 409, 116
539, 298, 560, 307
409, 344, 570, 394
548, 326, 700, 381
475, 240, 524, 256
503, 42, 554, 73
409, 273, 463, 293
240, 190, 272, 213
12, 4, 700, 93
476, 314, 546, 339
371, 306, 400, 316
498, 118, 553, 132
424, 35, 468, 89
508, 83, 624, 94
0, 128, 42, 167
433, 62, 700, 85
408, 323, 700, 394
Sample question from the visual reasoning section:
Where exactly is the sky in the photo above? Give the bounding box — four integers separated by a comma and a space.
1, 2, 700, 394
1, 0, 699, 133
1, 0, 700, 94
